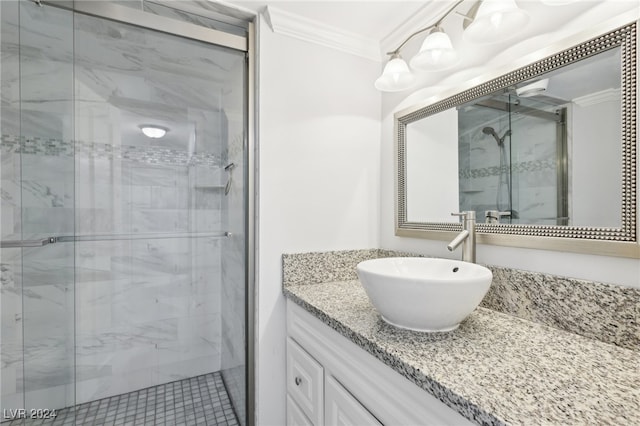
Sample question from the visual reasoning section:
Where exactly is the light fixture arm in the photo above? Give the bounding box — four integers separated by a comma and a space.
386, 0, 466, 56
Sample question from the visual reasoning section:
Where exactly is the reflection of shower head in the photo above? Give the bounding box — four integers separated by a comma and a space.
482, 126, 498, 139
224, 162, 236, 195
482, 126, 511, 146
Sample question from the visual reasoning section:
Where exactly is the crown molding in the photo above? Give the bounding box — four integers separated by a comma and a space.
573, 88, 621, 107
263, 6, 381, 62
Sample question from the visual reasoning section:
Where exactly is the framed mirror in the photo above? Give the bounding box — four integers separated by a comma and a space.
395, 22, 638, 258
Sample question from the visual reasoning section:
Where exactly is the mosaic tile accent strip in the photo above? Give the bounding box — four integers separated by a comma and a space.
284, 280, 640, 426
3, 372, 238, 426
1, 135, 74, 157
481, 265, 640, 351
458, 158, 555, 179
1, 135, 222, 167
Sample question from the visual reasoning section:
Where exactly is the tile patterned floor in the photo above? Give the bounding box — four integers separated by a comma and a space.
4, 372, 239, 426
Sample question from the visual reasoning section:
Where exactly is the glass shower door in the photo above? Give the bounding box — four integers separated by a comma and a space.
1, 0, 76, 417
457, 103, 512, 221
458, 94, 568, 226
72, 8, 247, 422
2, 1, 247, 422
509, 95, 568, 225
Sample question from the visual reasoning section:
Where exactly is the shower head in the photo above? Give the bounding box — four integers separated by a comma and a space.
482, 126, 511, 146
482, 126, 498, 138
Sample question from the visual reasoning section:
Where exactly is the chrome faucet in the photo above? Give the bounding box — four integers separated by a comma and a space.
447, 211, 476, 263
485, 210, 511, 224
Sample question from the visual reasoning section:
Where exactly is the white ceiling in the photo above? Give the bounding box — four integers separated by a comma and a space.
227, 0, 431, 42
226, 0, 640, 62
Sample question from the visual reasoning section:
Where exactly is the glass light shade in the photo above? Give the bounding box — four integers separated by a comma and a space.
140, 125, 168, 138
374, 56, 416, 92
540, 0, 579, 4
464, 0, 530, 44
410, 30, 458, 71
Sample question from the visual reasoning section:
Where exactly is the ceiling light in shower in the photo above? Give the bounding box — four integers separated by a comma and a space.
516, 78, 549, 97
139, 124, 169, 139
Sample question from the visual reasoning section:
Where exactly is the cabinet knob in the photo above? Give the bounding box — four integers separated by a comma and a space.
294, 377, 302, 386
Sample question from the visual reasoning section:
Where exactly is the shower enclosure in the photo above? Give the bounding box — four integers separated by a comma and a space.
1, 1, 252, 424
458, 93, 568, 225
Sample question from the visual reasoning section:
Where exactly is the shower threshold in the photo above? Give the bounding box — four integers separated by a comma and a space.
4, 372, 238, 426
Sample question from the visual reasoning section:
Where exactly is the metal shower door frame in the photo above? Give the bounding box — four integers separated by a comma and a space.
40, 0, 248, 51
11, 1, 257, 424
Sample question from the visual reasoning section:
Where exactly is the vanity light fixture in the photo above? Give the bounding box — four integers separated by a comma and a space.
375, 0, 530, 92
139, 124, 169, 138
463, 0, 530, 44
410, 26, 458, 72
374, 53, 416, 92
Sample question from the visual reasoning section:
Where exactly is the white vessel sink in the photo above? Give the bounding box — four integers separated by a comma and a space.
356, 257, 493, 332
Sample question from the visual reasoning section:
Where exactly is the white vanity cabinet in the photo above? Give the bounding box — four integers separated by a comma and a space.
324, 375, 382, 426
286, 301, 474, 426
286, 337, 324, 425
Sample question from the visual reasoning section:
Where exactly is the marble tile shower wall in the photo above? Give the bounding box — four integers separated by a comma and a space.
2, 134, 77, 411
1, 134, 226, 409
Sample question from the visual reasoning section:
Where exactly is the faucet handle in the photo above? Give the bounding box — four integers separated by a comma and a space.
451, 211, 476, 220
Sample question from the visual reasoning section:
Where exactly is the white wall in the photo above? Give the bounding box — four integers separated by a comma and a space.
380, 3, 640, 289
257, 14, 381, 425
254, 2, 640, 425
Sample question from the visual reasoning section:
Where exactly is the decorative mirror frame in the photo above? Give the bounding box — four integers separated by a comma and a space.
395, 21, 639, 258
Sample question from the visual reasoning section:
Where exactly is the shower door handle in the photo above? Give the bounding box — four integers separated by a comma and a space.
1, 231, 232, 248
0, 237, 56, 248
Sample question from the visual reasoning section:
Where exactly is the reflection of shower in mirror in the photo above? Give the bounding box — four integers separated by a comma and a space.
515, 78, 549, 97
224, 162, 236, 195
481, 127, 512, 215
482, 126, 511, 146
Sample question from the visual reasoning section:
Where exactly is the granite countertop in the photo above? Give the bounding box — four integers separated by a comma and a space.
284, 279, 640, 426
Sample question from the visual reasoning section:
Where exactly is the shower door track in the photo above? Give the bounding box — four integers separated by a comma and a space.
34, 0, 248, 52
1, 231, 230, 247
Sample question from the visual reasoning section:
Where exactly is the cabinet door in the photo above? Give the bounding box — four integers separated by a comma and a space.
287, 394, 314, 426
325, 375, 383, 426
287, 337, 324, 425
